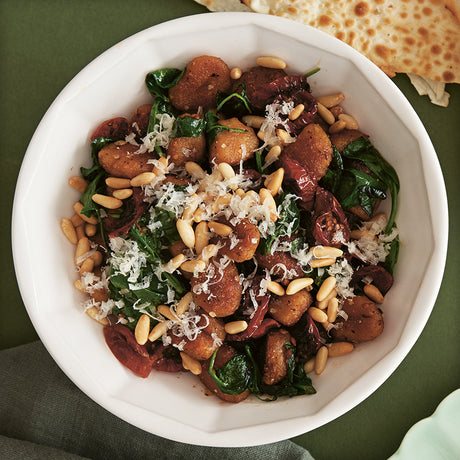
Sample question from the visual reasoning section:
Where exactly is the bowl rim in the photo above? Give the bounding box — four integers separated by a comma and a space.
11, 12, 449, 447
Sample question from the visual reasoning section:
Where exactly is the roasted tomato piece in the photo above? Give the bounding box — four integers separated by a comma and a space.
90, 117, 130, 142
149, 344, 183, 372
103, 324, 153, 378
130, 104, 152, 138
289, 313, 322, 361
351, 265, 394, 295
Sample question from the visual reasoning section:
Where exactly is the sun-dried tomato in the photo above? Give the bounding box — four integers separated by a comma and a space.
351, 265, 394, 294
90, 117, 130, 142
149, 344, 184, 373
288, 313, 322, 361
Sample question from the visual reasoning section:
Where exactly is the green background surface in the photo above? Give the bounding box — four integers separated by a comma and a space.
1, 1, 459, 459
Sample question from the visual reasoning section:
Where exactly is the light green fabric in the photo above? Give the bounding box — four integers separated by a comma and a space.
0, 342, 314, 460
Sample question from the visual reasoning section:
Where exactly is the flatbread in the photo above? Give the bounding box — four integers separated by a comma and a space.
195, 0, 460, 85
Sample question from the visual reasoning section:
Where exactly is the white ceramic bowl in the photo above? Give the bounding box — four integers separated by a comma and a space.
12, 12, 448, 447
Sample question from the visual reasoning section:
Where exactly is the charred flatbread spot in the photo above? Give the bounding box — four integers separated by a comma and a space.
418, 27, 429, 37
354, 1, 370, 17
375, 44, 392, 60
443, 71, 455, 82
287, 6, 298, 14
423, 6, 433, 15
319, 15, 332, 26
431, 45, 442, 55
444, 53, 452, 60
405, 37, 415, 45
367, 28, 375, 36
403, 59, 412, 66
336, 31, 346, 40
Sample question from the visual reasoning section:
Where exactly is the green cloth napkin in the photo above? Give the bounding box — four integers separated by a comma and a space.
0, 342, 314, 460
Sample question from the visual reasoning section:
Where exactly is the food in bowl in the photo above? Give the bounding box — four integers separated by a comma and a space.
61, 54, 400, 403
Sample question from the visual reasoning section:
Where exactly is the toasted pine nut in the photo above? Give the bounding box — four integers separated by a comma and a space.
309, 258, 336, 268
75, 237, 90, 266
70, 213, 84, 227
327, 297, 339, 322
256, 56, 287, 69
235, 188, 245, 198
364, 284, 384, 303
92, 194, 123, 210
328, 342, 354, 357
68, 176, 88, 193
180, 352, 202, 375
73, 202, 98, 225
61, 218, 78, 244
176, 219, 195, 249
350, 229, 376, 240
181, 259, 207, 273
90, 251, 103, 267
264, 145, 282, 166
153, 157, 168, 176
310, 246, 344, 258
200, 244, 219, 263
84, 223, 97, 237
230, 67, 242, 79
218, 162, 236, 180
75, 225, 85, 241
317, 102, 336, 125
315, 346, 329, 375
267, 280, 285, 296
195, 221, 210, 254
148, 321, 168, 342
105, 177, 131, 189
74, 279, 84, 292
303, 357, 316, 374
183, 194, 201, 221
317, 276, 337, 302
244, 190, 260, 205
176, 292, 193, 316
208, 221, 232, 237
79, 257, 94, 276
309, 306, 329, 323
165, 254, 186, 272
157, 304, 178, 322
264, 168, 284, 196
286, 277, 314, 295
135, 314, 151, 345
316, 92, 345, 108
276, 128, 292, 144
85, 306, 109, 326
130, 172, 156, 187
211, 193, 232, 213
185, 161, 206, 180
288, 103, 305, 121
317, 289, 337, 310
257, 129, 267, 141
329, 119, 346, 134
193, 207, 206, 223
225, 320, 248, 335
112, 188, 133, 200
259, 188, 278, 222
242, 115, 265, 129
339, 113, 359, 130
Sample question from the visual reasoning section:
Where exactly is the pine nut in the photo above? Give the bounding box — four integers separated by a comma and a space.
264, 168, 284, 196
235, 188, 245, 198
257, 129, 266, 141
315, 346, 328, 375
84, 223, 97, 237
85, 306, 109, 326
230, 67, 242, 79
256, 56, 287, 69
259, 188, 278, 222
211, 193, 232, 213
75, 225, 85, 240
92, 194, 123, 210
289, 104, 305, 121
329, 119, 347, 134
193, 207, 206, 223
200, 244, 219, 263
73, 202, 98, 225
276, 128, 292, 144
165, 254, 186, 272
61, 218, 78, 244
310, 246, 343, 258
327, 297, 339, 322
180, 352, 202, 375
74, 279, 84, 292
225, 320, 248, 335
176, 219, 195, 248
148, 321, 168, 342
317, 289, 337, 310
242, 115, 265, 129
309, 257, 336, 268
364, 284, 384, 303
183, 194, 201, 221
208, 221, 232, 237
153, 157, 168, 176
316, 92, 345, 108
134, 314, 151, 345
112, 188, 133, 200
218, 162, 236, 180
68, 176, 88, 193
181, 259, 206, 273
157, 304, 178, 322
264, 145, 282, 166
195, 221, 210, 254
328, 342, 354, 357
350, 229, 376, 240
286, 277, 314, 295
79, 257, 94, 276
317, 276, 337, 302
267, 280, 285, 296
70, 213, 84, 227
130, 172, 156, 187
308, 306, 329, 323
105, 177, 131, 189
317, 102, 335, 125
303, 357, 316, 374
90, 251, 103, 267
176, 292, 193, 316
75, 237, 90, 266
338, 113, 359, 130
244, 190, 260, 205
185, 161, 206, 180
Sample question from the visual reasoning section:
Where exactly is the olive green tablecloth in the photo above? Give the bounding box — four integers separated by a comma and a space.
1, 1, 459, 459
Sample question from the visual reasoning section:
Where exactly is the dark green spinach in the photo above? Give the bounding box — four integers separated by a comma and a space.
145, 68, 183, 100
